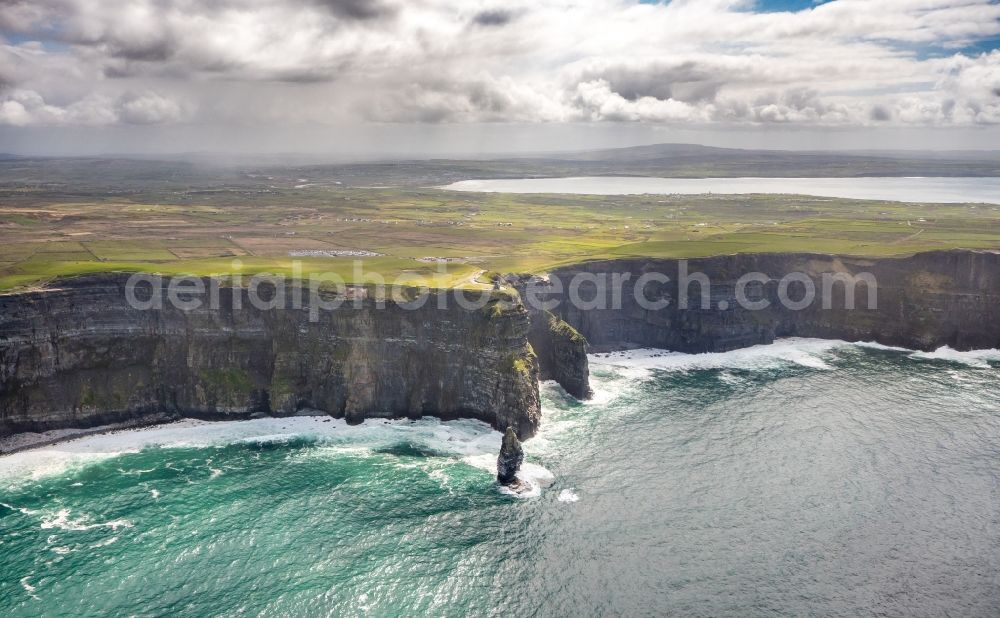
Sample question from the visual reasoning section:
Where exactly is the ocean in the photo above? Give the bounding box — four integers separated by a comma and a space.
1, 339, 998, 616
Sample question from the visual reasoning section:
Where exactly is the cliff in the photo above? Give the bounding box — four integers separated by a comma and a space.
528, 310, 592, 398
546, 249, 1000, 353
2, 249, 996, 447
0, 275, 541, 442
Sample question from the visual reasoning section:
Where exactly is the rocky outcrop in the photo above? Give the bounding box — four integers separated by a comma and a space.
0, 274, 541, 442
528, 310, 592, 399
546, 249, 1000, 353
496, 425, 524, 485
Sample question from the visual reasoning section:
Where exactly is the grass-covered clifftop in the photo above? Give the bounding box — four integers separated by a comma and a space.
1, 157, 998, 290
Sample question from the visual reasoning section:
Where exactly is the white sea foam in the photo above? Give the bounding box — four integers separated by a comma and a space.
39, 508, 133, 532
463, 454, 554, 499
2, 502, 39, 516
589, 338, 1000, 374
852, 341, 911, 352
117, 466, 156, 476
91, 536, 119, 548
461, 453, 497, 474
497, 463, 555, 499
0, 416, 557, 495
0, 418, 477, 485
589, 338, 844, 373
427, 468, 452, 493
20, 576, 40, 600
910, 346, 1000, 368
583, 382, 619, 406
718, 371, 744, 386
0, 452, 125, 491
557, 489, 580, 503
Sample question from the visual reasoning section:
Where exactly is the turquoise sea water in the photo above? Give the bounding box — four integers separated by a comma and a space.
1, 339, 998, 616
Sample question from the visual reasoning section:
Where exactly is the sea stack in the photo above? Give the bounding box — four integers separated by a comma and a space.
497, 426, 524, 485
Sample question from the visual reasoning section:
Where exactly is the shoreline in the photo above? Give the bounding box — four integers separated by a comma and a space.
0, 412, 329, 456
0, 413, 185, 456
4, 338, 998, 458
0, 413, 506, 460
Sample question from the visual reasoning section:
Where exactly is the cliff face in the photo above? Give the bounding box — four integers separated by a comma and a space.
2, 250, 995, 445
0, 275, 541, 440
528, 310, 592, 398
546, 250, 1000, 353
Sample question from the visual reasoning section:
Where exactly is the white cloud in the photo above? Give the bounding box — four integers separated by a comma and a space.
0, 99, 30, 126
0, 0, 998, 127
118, 92, 183, 124
0, 89, 186, 125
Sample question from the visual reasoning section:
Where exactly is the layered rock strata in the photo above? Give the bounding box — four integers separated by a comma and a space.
545, 250, 999, 353
0, 275, 541, 442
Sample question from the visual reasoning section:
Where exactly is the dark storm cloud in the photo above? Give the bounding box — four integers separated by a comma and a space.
106, 38, 177, 62
267, 67, 342, 83
471, 9, 515, 27
360, 73, 557, 123
870, 104, 892, 121
581, 62, 726, 103
313, 0, 397, 21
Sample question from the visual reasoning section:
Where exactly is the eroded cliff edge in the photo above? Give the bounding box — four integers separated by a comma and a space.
2, 249, 996, 447
545, 249, 999, 353
527, 310, 592, 399
0, 275, 541, 441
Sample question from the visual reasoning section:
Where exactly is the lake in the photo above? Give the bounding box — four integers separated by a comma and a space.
442, 176, 1000, 204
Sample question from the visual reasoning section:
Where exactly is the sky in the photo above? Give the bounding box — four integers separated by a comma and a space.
1, 0, 999, 157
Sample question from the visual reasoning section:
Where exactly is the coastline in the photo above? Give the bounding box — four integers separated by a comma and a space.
5, 338, 998, 458
0, 414, 560, 497
0, 413, 183, 456
3, 249, 997, 452
0, 410, 347, 457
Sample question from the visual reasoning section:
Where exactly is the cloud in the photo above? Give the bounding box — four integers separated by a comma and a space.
314, 0, 397, 21
0, 0, 999, 127
0, 99, 32, 126
471, 9, 515, 27
118, 92, 184, 124
870, 104, 893, 121
570, 79, 709, 122
363, 74, 566, 123
0, 89, 185, 125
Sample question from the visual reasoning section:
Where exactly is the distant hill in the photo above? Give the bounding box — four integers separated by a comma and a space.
3, 144, 1000, 190
468, 143, 1000, 180
521, 143, 1000, 164
525, 143, 737, 162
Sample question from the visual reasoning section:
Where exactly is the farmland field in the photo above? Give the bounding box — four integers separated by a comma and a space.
1, 159, 999, 290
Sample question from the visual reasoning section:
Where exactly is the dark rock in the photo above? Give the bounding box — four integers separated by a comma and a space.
3, 249, 997, 448
0, 275, 541, 442
529, 310, 592, 398
497, 425, 524, 485
511, 275, 592, 399
548, 249, 1000, 353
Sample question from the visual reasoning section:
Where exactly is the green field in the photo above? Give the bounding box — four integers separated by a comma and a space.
2, 181, 999, 291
